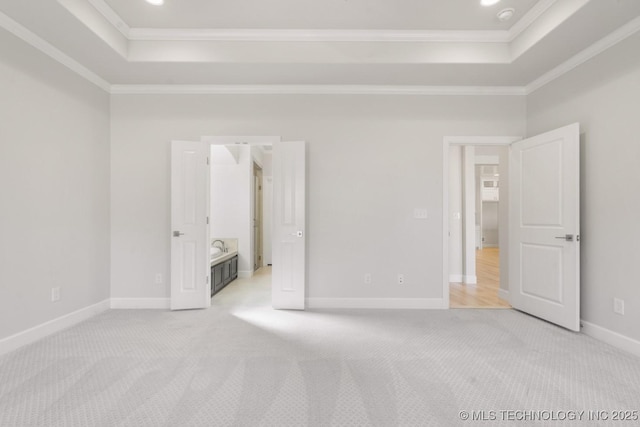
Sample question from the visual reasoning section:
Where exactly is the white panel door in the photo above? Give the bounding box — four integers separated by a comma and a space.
170, 140, 210, 310
509, 123, 580, 331
272, 141, 306, 310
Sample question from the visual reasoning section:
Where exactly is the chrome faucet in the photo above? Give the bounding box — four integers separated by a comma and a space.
212, 239, 227, 253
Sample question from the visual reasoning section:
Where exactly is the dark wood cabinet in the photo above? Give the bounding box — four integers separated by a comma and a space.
211, 254, 239, 297
230, 256, 238, 280
223, 259, 231, 285
212, 263, 224, 296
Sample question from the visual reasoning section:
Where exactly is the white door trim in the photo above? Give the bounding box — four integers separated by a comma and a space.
201, 135, 281, 145
442, 136, 522, 309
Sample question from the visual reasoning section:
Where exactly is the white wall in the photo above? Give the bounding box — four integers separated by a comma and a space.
210, 145, 252, 274
462, 146, 476, 284
527, 32, 640, 341
448, 146, 463, 282
481, 202, 499, 246
497, 146, 510, 293
0, 29, 110, 340
474, 165, 482, 250
262, 152, 273, 265
474, 151, 501, 250
110, 94, 524, 303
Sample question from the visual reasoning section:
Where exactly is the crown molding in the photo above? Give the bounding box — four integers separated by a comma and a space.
87, 0, 130, 38
83, 0, 516, 43
4, 2, 638, 99
109, 84, 527, 96
526, 14, 640, 94
507, 0, 557, 42
127, 28, 510, 43
0, 11, 110, 92
83, 0, 554, 44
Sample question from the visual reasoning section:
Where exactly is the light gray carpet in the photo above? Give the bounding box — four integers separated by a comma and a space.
1, 269, 639, 426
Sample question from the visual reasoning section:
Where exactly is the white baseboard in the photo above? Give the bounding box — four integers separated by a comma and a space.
110, 298, 170, 309
581, 321, 640, 358
498, 288, 510, 301
0, 299, 110, 357
306, 298, 447, 310
450, 275, 478, 285
238, 271, 253, 279
463, 275, 477, 285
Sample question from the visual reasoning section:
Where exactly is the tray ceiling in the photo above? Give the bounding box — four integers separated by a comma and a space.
0, 0, 639, 91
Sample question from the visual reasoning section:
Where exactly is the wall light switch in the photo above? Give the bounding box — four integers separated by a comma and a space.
364, 273, 372, 285
414, 208, 428, 219
51, 287, 60, 302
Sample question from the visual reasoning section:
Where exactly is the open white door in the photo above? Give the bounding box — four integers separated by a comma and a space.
272, 141, 306, 310
170, 140, 210, 310
509, 123, 580, 331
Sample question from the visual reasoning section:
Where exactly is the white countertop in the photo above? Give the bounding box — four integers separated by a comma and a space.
210, 251, 238, 266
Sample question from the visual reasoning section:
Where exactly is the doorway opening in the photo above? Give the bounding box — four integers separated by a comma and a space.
170, 137, 308, 311
209, 141, 273, 298
450, 158, 509, 308
443, 137, 520, 309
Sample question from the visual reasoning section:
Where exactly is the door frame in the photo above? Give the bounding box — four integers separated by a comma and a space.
442, 136, 522, 308
172, 135, 305, 309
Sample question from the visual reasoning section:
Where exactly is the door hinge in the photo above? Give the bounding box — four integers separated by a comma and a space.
207, 157, 210, 165
206, 216, 209, 224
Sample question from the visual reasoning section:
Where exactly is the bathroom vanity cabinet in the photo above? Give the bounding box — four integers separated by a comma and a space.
211, 254, 238, 296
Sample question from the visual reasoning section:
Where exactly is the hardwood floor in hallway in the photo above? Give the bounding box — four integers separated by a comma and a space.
450, 247, 511, 308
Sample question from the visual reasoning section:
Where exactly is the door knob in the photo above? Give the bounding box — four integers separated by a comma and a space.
555, 234, 574, 241
173, 231, 185, 237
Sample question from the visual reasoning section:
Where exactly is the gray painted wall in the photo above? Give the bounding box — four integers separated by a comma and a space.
0, 30, 110, 340
110, 94, 525, 302
527, 32, 640, 341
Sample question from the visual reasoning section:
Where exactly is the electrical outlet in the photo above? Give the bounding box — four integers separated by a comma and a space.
364, 273, 372, 284
51, 287, 60, 302
155, 273, 163, 285
398, 274, 405, 285
413, 208, 428, 219
613, 298, 625, 315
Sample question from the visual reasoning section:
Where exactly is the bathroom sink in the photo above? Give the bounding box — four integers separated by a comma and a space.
210, 247, 223, 260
